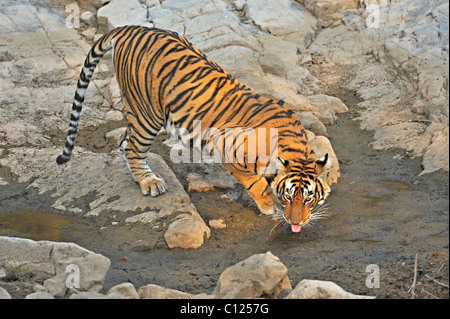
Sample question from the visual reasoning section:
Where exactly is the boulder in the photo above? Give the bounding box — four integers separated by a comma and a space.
421, 126, 449, 175
0, 236, 110, 297
295, 111, 328, 136
213, 251, 291, 298
305, 94, 348, 125
285, 279, 375, 299
138, 284, 194, 299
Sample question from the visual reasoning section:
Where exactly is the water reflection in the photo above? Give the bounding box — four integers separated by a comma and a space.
0, 210, 71, 242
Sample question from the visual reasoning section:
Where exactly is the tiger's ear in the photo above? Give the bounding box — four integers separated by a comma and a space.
315, 153, 329, 176
277, 157, 290, 175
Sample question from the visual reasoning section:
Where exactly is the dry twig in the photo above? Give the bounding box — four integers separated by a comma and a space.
407, 253, 419, 298
424, 275, 449, 289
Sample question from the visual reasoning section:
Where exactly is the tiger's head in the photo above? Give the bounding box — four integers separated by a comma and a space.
270, 153, 331, 233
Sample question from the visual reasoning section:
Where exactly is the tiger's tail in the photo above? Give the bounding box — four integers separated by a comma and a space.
56, 27, 124, 165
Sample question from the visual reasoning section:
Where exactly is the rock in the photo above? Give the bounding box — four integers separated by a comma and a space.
138, 284, 194, 299
0, 287, 12, 299
0, 236, 110, 297
107, 283, 139, 299
164, 212, 211, 249
187, 173, 213, 192
80, 11, 96, 26
100, 77, 123, 110
78, 0, 107, 11
32, 284, 47, 293
309, 135, 340, 185
305, 94, 348, 125
208, 46, 265, 80
421, 126, 449, 175
81, 27, 97, 41
69, 292, 109, 299
0, 144, 213, 249
125, 211, 159, 224
45, 247, 111, 296
97, 0, 152, 32
306, 0, 448, 174
105, 127, 127, 143
186, 171, 236, 192
25, 292, 55, 299
209, 219, 227, 229
297, 0, 358, 27
295, 111, 328, 136
213, 251, 291, 298
105, 110, 123, 121
0, 148, 190, 216
243, 0, 317, 47
43, 274, 68, 297
285, 279, 375, 299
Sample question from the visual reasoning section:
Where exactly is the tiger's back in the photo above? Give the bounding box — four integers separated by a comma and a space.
57, 25, 330, 234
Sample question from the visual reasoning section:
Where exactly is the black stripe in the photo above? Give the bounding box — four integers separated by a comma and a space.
74, 91, 84, 103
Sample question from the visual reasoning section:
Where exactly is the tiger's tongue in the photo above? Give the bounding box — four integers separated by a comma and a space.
291, 225, 302, 233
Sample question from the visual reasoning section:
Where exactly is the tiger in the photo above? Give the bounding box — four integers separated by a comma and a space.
56, 25, 331, 233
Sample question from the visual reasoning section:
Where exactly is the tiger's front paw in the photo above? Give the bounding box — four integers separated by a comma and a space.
260, 203, 283, 217
139, 173, 167, 197
256, 194, 283, 216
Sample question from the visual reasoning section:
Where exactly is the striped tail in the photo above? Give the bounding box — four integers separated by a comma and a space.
56, 31, 117, 165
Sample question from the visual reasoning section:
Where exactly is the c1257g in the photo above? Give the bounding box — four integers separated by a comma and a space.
224, 303, 269, 314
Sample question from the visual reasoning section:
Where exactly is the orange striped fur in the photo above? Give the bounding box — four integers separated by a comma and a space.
57, 26, 331, 231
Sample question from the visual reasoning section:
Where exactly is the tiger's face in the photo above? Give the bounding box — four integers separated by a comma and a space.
271, 154, 331, 233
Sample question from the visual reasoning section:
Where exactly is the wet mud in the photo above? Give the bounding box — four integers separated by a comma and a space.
1, 90, 448, 299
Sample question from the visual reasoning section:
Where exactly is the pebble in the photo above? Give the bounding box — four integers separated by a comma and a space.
209, 219, 226, 229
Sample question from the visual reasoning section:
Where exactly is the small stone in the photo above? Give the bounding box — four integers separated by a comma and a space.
164, 213, 211, 249
209, 219, 226, 229
80, 11, 96, 26
234, 0, 245, 11
186, 173, 213, 192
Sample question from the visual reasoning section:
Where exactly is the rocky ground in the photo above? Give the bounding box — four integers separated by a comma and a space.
0, 0, 448, 299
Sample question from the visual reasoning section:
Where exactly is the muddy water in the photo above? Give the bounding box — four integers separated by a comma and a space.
1, 94, 448, 298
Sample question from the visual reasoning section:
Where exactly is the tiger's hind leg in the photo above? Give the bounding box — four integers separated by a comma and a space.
119, 123, 167, 197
